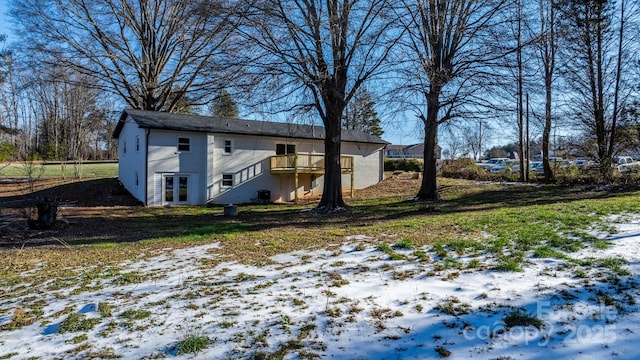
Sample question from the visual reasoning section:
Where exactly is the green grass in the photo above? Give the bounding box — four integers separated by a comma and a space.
98, 302, 112, 317
503, 310, 544, 329
494, 257, 523, 272
112, 272, 148, 285
434, 296, 471, 316
533, 246, 569, 260
0, 161, 117, 178
177, 333, 209, 355
120, 309, 152, 320
58, 313, 101, 333
393, 238, 415, 249
2, 178, 639, 282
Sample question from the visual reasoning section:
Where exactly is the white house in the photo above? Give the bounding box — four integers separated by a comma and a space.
112, 109, 388, 206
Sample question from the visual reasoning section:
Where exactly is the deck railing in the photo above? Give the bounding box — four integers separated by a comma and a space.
270, 153, 353, 173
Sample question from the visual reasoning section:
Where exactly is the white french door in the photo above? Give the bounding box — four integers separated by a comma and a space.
163, 174, 189, 205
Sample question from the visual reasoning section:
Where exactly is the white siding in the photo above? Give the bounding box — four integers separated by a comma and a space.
117, 117, 147, 204
209, 134, 303, 204
207, 134, 384, 204
147, 130, 207, 205
343, 142, 385, 189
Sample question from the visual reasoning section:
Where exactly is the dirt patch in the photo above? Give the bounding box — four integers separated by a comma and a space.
355, 172, 421, 200
1, 178, 142, 247
0, 177, 141, 208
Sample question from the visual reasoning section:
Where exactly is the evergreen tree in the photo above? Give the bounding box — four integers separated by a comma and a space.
343, 88, 383, 137
163, 87, 193, 114
211, 89, 239, 118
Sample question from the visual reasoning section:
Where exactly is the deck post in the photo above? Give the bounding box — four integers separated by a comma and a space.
350, 157, 355, 198
294, 154, 299, 202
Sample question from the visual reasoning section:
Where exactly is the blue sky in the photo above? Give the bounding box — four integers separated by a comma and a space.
0, 1, 13, 42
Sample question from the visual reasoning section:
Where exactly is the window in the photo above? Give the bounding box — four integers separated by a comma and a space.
177, 137, 190, 152
123, 140, 127, 154
222, 174, 233, 187
135, 172, 139, 187
276, 144, 296, 155
223, 139, 232, 154
135, 136, 140, 152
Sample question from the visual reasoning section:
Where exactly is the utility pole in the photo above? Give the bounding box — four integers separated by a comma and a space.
478, 121, 483, 160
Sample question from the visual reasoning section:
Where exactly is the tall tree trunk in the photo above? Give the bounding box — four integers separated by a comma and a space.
542, 0, 555, 182
317, 104, 347, 212
416, 90, 440, 201
587, 5, 611, 179
542, 73, 553, 181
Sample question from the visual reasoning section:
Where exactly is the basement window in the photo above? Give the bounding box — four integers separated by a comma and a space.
222, 174, 233, 188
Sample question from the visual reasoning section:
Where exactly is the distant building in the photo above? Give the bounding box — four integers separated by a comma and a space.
385, 143, 441, 159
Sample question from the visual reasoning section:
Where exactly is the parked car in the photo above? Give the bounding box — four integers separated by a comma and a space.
615, 156, 640, 173
530, 161, 544, 174
616, 156, 635, 165
572, 158, 594, 169
477, 158, 511, 172
489, 162, 514, 173
492, 161, 536, 174
550, 158, 571, 169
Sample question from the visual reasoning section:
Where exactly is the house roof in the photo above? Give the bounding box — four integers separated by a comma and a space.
385, 143, 441, 152
113, 109, 389, 145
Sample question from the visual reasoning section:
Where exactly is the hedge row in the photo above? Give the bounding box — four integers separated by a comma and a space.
384, 158, 424, 172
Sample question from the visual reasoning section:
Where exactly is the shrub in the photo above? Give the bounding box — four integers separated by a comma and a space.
0, 141, 16, 162
384, 158, 423, 172
440, 160, 494, 181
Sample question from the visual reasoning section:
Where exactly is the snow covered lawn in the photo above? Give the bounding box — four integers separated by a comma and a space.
1, 216, 639, 359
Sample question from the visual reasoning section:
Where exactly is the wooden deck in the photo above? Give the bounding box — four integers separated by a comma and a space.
269, 153, 355, 200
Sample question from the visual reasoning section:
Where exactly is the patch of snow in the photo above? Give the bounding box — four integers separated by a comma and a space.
1, 219, 639, 359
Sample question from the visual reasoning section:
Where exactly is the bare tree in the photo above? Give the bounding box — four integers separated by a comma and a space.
397, 0, 508, 201
556, 0, 636, 179
441, 125, 465, 159
10, 0, 243, 112
244, 0, 398, 212
461, 120, 489, 160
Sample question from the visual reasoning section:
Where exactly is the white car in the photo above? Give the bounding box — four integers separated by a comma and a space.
616, 156, 640, 173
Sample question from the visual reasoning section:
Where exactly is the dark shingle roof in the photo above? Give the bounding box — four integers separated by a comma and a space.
113, 109, 388, 145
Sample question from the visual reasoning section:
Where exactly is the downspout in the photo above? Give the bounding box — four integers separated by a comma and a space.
381, 144, 387, 182
145, 129, 150, 206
